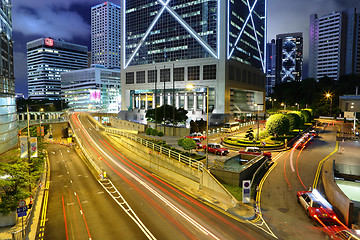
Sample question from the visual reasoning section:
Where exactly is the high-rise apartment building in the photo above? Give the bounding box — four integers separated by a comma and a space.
27, 38, 88, 100
0, 0, 17, 154
91, 2, 121, 69
266, 40, 276, 96
275, 33, 303, 83
309, 9, 360, 81
121, 0, 267, 124
61, 65, 121, 112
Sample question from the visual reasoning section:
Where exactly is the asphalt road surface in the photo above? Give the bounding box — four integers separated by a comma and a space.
68, 113, 271, 240
43, 144, 147, 240
259, 123, 338, 240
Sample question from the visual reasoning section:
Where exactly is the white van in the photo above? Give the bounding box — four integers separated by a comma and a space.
223, 122, 240, 133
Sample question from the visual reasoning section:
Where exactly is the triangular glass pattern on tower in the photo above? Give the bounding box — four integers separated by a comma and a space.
227, 0, 265, 72
123, 0, 220, 69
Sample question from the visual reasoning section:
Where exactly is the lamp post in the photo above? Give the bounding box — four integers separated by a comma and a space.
281, 103, 286, 111
187, 84, 209, 169
325, 92, 333, 117
39, 108, 44, 137
254, 104, 260, 140
295, 103, 299, 110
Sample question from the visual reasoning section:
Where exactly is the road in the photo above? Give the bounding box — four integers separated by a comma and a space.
69, 113, 271, 239
43, 144, 147, 239
259, 123, 338, 239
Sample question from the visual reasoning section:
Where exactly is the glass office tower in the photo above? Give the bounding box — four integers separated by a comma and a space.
0, 0, 17, 154
121, 0, 267, 124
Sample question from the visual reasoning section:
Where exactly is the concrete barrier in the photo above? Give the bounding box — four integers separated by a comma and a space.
322, 159, 354, 226
105, 133, 238, 208
0, 211, 16, 227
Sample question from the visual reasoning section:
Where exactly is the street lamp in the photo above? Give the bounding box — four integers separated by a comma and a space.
295, 103, 299, 110
281, 103, 286, 111
187, 84, 209, 169
325, 92, 333, 116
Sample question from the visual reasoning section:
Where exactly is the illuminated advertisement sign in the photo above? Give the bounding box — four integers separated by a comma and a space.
90, 90, 101, 102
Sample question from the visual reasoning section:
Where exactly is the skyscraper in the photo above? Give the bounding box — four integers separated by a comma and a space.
27, 38, 88, 100
91, 2, 121, 69
0, 0, 16, 153
121, 0, 267, 124
266, 39, 276, 96
275, 32, 303, 83
309, 9, 360, 81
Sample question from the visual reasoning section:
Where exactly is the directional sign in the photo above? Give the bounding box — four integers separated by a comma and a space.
17, 206, 28, 217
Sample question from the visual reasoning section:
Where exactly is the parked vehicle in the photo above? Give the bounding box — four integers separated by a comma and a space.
204, 143, 229, 156
185, 132, 206, 141
193, 138, 203, 149
223, 122, 240, 133
309, 130, 319, 137
238, 147, 271, 158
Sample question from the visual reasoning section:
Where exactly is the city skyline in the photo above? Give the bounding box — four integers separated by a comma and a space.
12, 0, 360, 97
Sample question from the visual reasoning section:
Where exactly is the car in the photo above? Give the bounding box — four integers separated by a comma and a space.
185, 132, 206, 141
297, 190, 336, 221
295, 134, 313, 149
323, 226, 360, 240
204, 143, 229, 156
238, 147, 272, 159
193, 138, 203, 149
309, 130, 319, 137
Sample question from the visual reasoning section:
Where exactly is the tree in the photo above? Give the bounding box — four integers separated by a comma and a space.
245, 127, 255, 141
151, 128, 158, 139
158, 131, 164, 138
145, 127, 153, 136
195, 119, 207, 133
178, 138, 185, 147
266, 114, 290, 136
146, 105, 188, 125
181, 138, 197, 154
190, 120, 199, 133
301, 110, 311, 123
288, 112, 303, 130
0, 161, 31, 214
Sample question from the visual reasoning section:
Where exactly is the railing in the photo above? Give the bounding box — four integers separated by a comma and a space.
105, 127, 204, 171
18, 118, 68, 130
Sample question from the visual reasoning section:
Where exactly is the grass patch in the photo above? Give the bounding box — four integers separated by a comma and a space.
223, 184, 242, 201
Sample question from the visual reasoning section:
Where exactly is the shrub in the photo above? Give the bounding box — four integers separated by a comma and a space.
266, 114, 290, 136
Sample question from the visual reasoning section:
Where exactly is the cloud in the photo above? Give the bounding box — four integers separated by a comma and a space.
13, 7, 89, 40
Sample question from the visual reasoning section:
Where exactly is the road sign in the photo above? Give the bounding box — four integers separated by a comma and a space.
242, 180, 251, 204
261, 142, 266, 146
18, 200, 26, 208
17, 206, 28, 217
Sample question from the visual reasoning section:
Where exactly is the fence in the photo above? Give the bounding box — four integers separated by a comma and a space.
105, 127, 204, 171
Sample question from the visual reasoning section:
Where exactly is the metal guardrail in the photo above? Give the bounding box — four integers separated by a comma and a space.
18, 119, 68, 130
105, 127, 204, 171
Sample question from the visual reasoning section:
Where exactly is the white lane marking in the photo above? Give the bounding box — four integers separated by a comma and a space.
58, 175, 63, 177
67, 172, 70, 175
97, 191, 104, 194
80, 210, 83, 215
51, 151, 55, 154
70, 180, 72, 184
80, 118, 220, 239
67, 150, 70, 153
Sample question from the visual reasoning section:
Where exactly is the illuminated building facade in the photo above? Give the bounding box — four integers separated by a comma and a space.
91, 2, 121, 69
27, 38, 88, 100
121, 0, 267, 124
309, 9, 360, 81
266, 39, 276, 95
275, 32, 303, 83
0, 0, 17, 154
61, 65, 121, 112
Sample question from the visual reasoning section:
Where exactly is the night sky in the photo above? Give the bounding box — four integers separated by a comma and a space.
12, 0, 360, 97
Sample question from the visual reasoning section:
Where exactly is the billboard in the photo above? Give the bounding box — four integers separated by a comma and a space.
30, 137, 38, 158
90, 90, 101, 102
20, 136, 28, 158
